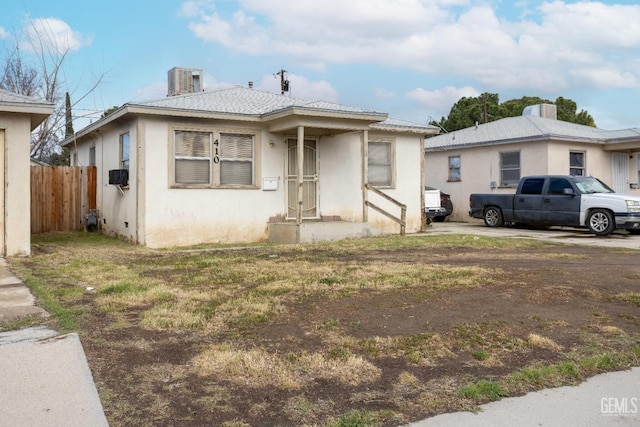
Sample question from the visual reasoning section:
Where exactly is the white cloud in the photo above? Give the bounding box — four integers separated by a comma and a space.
374, 88, 396, 99
256, 73, 338, 101
0, 27, 9, 39
183, 1, 640, 93
133, 82, 167, 101
407, 85, 479, 118
21, 18, 92, 54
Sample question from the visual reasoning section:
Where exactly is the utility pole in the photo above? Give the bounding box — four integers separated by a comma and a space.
274, 69, 289, 95
483, 93, 488, 123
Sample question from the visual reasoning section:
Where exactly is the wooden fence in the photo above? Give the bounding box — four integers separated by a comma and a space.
30, 166, 97, 234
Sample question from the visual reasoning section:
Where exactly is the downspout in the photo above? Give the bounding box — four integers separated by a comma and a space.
135, 121, 145, 245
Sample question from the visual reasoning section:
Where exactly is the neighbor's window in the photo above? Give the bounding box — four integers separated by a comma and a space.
120, 132, 130, 170
570, 151, 585, 176
89, 146, 96, 166
173, 129, 255, 187
448, 155, 461, 181
368, 140, 393, 187
500, 151, 520, 187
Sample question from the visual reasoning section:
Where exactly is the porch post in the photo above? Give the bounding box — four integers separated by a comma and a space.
420, 135, 426, 232
296, 126, 304, 225
362, 130, 369, 222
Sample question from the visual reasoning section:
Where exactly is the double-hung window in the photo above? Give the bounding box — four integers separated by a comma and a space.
570, 151, 585, 176
448, 155, 461, 181
173, 129, 255, 187
174, 130, 211, 185
368, 139, 393, 187
120, 133, 130, 170
500, 151, 520, 187
219, 133, 254, 186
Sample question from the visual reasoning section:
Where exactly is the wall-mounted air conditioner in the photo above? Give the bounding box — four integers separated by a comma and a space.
109, 169, 129, 186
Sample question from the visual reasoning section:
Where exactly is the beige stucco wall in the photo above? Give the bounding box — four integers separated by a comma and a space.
426, 139, 640, 223
319, 132, 424, 234
0, 113, 32, 256
75, 115, 426, 248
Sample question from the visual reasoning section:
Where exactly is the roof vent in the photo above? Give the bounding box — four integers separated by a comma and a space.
522, 104, 557, 120
167, 67, 203, 96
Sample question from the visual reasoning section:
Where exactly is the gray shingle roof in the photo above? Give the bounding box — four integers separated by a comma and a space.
424, 115, 640, 150
132, 85, 383, 116
0, 88, 48, 105
372, 117, 439, 133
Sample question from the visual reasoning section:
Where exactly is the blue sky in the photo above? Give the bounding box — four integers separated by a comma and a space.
2, 0, 640, 130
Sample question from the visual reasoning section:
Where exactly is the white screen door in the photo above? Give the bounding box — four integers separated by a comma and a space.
287, 139, 318, 219
611, 152, 629, 193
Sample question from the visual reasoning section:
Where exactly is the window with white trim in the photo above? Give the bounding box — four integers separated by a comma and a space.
173, 129, 255, 188
368, 140, 393, 187
175, 130, 211, 185
500, 151, 520, 187
219, 133, 254, 186
120, 132, 130, 170
448, 155, 461, 181
570, 151, 585, 176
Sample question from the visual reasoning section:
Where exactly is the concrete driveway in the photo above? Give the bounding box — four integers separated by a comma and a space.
422, 220, 640, 250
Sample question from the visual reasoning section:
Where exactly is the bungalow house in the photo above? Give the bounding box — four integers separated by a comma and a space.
63, 72, 438, 248
424, 104, 640, 222
0, 89, 54, 256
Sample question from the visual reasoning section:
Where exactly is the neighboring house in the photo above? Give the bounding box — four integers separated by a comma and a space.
63, 79, 438, 248
30, 157, 50, 166
0, 89, 54, 256
424, 104, 640, 222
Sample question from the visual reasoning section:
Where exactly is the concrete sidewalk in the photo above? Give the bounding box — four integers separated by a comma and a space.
0, 259, 108, 427
408, 367, 640, 426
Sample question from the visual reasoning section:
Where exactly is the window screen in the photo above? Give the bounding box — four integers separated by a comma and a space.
174, 130, 211, 184
368, 141, 392, 187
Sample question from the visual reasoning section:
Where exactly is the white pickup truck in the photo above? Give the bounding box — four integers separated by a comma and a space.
469, 175, 640, 236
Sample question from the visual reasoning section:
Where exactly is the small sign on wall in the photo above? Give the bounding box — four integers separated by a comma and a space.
262, 177, 279, 191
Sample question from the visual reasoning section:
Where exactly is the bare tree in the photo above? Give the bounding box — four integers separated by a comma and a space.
0, 18, 104, 163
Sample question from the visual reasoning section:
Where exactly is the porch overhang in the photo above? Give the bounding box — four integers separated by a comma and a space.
603, 139, 640, 152
265, 107, 387, 135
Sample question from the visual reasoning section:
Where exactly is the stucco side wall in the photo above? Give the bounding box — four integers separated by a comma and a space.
75, 120, 138, 242
425, 142, 549, 222
141, 118, 286, 248
0, 113, 31, 256
546, 141, 610, 182
371, 133, 423, 233
320, 132, 423, 233
318, 133, 363, 221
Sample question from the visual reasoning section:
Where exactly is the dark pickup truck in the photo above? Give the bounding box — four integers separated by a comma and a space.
469, 175, 640, 236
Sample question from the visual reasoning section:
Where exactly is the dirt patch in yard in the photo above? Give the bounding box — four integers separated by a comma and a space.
12, 235, 640, 426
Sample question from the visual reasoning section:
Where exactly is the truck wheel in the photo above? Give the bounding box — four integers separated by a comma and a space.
587, 209, 615, 236
483, 207, 504, 227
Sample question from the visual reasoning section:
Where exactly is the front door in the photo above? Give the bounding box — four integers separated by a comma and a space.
287, 138, 318, 219
612, 152, 629, 193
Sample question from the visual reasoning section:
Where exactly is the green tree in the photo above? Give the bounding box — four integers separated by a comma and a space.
101, 105, 119, 118
432, 94, 596, 132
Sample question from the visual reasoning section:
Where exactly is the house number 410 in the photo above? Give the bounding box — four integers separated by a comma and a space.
213, 139, 220, 164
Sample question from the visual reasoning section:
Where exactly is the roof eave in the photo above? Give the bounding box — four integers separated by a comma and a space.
264, 106, 387, 122
424, 133, 608, 152
0, 101, 55, 130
